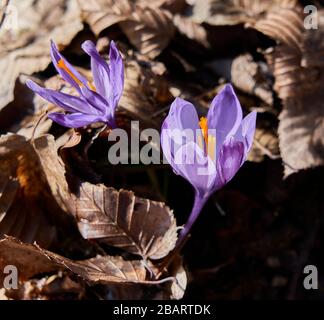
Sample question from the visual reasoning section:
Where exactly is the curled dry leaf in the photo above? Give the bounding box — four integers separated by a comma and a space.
79, 0, 175, 58
119, 5, 176, 58
0, 236, 147, 286
78, 0, 132, 35
1, 236, 183, 299
251, 7, 324, 176
249, 7, 303, 51
45, 254, 147, 285
120, 57, 173, 128
0, 236, 57, 285
265, 45, 313, 101
0, 0, 83, 110
59, 130, 82, 150
33, 135, 178, 260
0, 134, 59, 247
248, 127, 279, 162
168, 255, 187, 300
231, 54, 273, 106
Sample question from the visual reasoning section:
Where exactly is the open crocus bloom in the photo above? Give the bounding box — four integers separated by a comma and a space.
26, 40, 124, 128
161, 84, 256, 246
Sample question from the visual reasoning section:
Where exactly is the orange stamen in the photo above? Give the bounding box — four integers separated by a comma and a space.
57, 59, 83, 87
199, 116, 216, 160
199, 116, 209, 146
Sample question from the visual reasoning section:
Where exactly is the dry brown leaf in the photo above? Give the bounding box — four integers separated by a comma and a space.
5, 274, 84, 300
301, 12, 324, 68
278, 95, 324, 176
248, 127, 279, 162
189, 0, 297, 26
173, 14, 209, 48
0, 288, 9, 300
45, 253, 147, 285
0, 0, 83, 111
252, 8, 324, 176
0, 236, 145, 285
168, 256, 187, 299
120, 5, 175, 58
231, 54, 273, 106
68, 183, 178, 260
0, 236, 185, 299
265, 45, 311, 100
0, 134, 59, 247
33, 135, 178, 260
250, 7, 303, 51
120, 57, 173, 127
78, 0, 132, 35
155, 0, 186, 13
0, 236, 57, 285
189, 0, 249, 25
79, 0, 175, 58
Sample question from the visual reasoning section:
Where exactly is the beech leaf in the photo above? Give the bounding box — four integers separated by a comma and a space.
33, 135, 178, 260
119, 5, 175, 58
68, 183, 178, 260
0, 236, 147, 285
0, 134, 59, 247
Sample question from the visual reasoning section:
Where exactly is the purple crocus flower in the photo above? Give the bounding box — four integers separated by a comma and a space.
26, 40, 124, 128
161, 84, 256, 247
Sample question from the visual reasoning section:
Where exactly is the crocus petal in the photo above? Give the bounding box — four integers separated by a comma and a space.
173, 141, 217, 196
241, 110, 257, 153
50, 40, 88, 90
207, 84, 243, 157
216, 137, 244, 188
162, 97, 200, 136
26, 80, 99, 115
161, 120, 178, 172
161, 97, 203, 166
80, 86, 109, 113
48, 112, 103, 128
81, 40, 110, 99
108, 40, 124, 108
234, 110, 257, 159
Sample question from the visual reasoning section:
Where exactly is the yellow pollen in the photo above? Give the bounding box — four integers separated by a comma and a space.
87, 81, 96, 92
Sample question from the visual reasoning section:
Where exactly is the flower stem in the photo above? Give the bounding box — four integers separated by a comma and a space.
177, 192, 208, 249
156, 192, 207, 279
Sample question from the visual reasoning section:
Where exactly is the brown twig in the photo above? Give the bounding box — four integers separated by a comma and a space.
30, 111, 48, 142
